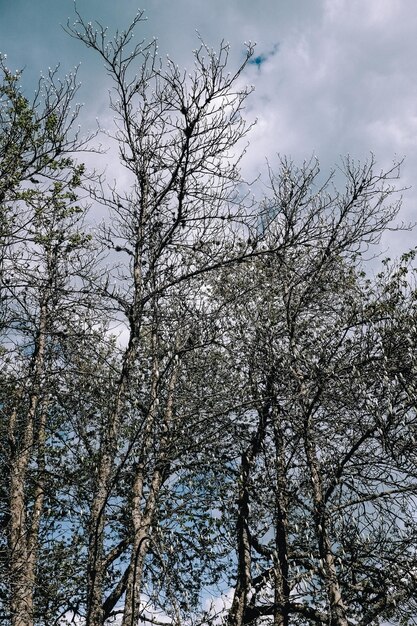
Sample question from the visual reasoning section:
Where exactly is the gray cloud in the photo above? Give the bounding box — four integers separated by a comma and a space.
1, 0, 416, 254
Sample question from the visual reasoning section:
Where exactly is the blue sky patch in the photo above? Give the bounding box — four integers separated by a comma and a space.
248, 43, 279, 69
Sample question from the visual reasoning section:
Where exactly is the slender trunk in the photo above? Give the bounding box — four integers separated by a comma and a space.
228, 374, 272, 626
8, 304, 47, 626
9, 459, 33, 626
272, 416, 290, 626
122, 349, 179, 626
86, 448, 113, 626
227, 451, 253, 626
303, 412, 348, 626
121, 469, 164, 626
86, 349, 136, 626
86, 197, 145, 626
26, 401, 48, 601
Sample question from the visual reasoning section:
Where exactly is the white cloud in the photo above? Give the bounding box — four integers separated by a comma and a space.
1, 0, 416, 257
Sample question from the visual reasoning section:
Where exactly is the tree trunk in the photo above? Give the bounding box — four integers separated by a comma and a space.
227, 451, 254, 626
86, 367, 134, 626
121, 470, 163, 626
8, 305, 47, 626
273, 416, 290, 626
122, 351, 178, 626
228, 379, 271, 626
303, 407, 349, 626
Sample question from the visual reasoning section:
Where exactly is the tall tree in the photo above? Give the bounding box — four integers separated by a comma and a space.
66, 11, 282, 626
2, 13, 417, 626
0, 58, 94, 626
215, 158, 417, 626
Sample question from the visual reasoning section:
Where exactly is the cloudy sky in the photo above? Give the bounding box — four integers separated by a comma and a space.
1, 0, 417, 256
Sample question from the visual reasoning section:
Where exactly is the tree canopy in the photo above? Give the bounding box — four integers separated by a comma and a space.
1, 11, 417, 626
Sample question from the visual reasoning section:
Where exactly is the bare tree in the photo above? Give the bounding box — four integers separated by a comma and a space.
1, 184, 95, 626
213, 157, 417, 626
0, 57, 96, 626
65, 11, 285, 626
2, 12, 417, 626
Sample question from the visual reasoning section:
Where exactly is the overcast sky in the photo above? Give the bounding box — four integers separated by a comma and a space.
1, 0, 417, 256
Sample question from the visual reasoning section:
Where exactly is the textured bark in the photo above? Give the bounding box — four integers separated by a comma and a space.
121, 472, 163, 626
227, 451, 255, 626
122, 346, 179, 626
272, 417, 290, 626
228, 378, 271, 626
86, 340, 139, 626
303, 404, 349, 626
85, 449, 112, 626
8, 304, 47, 626
86, 210, 145, 626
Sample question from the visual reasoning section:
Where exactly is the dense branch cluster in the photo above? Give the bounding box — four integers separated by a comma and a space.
1, 12, 417, 626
